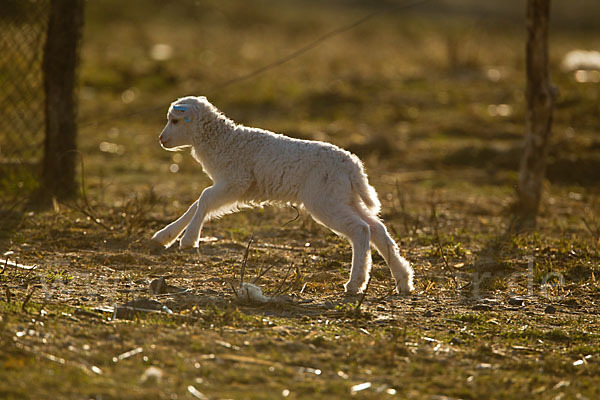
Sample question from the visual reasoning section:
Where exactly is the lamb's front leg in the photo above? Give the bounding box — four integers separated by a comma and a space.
179, 185, 235, 249
152, 199, 199, 247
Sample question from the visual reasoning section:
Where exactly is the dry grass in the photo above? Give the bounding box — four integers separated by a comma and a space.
1, 0, 600, 398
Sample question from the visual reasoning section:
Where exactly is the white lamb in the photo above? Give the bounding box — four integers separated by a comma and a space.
151, 96, 414, 294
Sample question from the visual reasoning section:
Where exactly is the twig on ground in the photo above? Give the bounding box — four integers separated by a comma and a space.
239, 235, 254, 288
21, 286, 37, 313
229, 281, 239, 298
252, 264, 276, 284
581, 216, 600, 246
0, 257, 37, 272
231, 236, 305, 302
300, 282, 308, 294
430, 198, 451, 270
272, 263, 294, 296
272, 263, 302, 297
0, 255, 8, 275
396, 179, 411, 235
354, 275, 373, 313
231, 235, 254, 298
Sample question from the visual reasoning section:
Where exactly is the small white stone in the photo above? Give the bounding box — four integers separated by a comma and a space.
239, 283, 270, 303
140, 366, 164, 385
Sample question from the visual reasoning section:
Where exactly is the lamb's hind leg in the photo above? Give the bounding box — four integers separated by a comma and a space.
304, 202, 372, 294
360, 211, 414, 293
152, 199, 199, 247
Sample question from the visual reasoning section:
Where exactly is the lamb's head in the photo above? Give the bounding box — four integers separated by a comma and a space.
159, 96, 207, 151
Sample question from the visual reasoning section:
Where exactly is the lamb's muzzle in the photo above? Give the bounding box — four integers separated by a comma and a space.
152, 96, 414, 294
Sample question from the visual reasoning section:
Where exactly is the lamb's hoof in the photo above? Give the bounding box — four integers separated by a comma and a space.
396, 280, 414, 294
343, 282, 363, 296
151, 231, 173, 246
179, 239, 197, 250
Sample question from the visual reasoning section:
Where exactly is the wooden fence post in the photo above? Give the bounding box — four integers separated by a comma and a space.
41, 0, 85, 200
516, 0, 556, 228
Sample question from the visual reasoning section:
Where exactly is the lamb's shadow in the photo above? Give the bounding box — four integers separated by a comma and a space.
165, 289, 357, 318
113, 277, 407, 323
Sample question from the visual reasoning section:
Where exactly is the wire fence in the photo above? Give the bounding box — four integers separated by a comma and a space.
0, 0, 49, 167
0, 0, 430, 203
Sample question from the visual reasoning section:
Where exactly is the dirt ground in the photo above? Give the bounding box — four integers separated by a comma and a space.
1, 1, 600, 399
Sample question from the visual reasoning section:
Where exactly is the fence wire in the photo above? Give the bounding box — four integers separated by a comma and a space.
0, 0, 49, 167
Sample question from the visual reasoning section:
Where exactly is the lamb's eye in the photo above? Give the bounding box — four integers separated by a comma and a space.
172, 119, 180, 125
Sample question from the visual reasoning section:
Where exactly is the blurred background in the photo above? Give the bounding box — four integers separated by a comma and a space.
2, 3, 600, 397
1, 0, 599, 209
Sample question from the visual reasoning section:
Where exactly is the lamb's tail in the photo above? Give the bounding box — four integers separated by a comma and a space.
349, 157, 381, 215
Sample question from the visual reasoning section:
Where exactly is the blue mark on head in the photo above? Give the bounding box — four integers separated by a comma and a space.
173, 105, 190, 122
